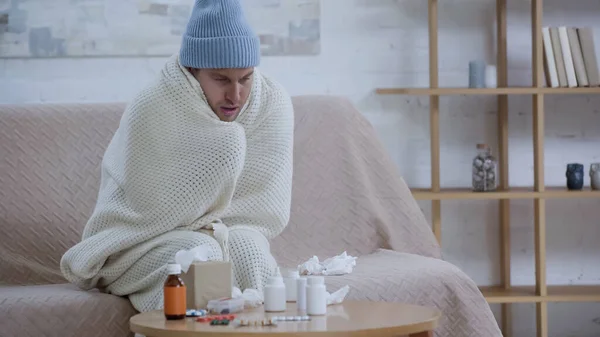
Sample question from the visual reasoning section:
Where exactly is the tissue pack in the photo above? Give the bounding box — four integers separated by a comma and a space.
180, 261, 232, 309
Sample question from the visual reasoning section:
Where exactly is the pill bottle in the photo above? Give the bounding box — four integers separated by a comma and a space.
163, 263, 186, 320
283, 269, 299, 302
296, 276, 307, 312
264, 274, 286, 312
306, 276, 326, 316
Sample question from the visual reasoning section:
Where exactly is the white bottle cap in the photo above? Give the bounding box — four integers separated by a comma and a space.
268, 275, 284, 286
166, 263, 181, 275
285, 269, 300, 278
307, 276, 324, 285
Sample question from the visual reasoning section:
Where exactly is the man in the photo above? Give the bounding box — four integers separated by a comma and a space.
60, 0, 294, 313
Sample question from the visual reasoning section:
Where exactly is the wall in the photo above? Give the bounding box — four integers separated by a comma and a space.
2, 0, 600, 336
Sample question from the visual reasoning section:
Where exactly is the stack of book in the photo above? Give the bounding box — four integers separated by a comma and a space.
542, 26, 600, 88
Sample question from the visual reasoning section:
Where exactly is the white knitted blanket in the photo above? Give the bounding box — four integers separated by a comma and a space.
60, 54, 294, 312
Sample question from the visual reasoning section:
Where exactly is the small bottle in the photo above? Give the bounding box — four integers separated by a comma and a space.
264, 274, 286, 312
472, 143, 497, 192
306, 276, 326, 316
283, 269, 299, 302
296, 277, 307, 313
163, 263, 186, 320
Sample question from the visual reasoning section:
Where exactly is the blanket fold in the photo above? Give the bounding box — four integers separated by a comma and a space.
60, 54, 294, 312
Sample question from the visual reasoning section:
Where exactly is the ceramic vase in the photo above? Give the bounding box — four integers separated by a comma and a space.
590, 163, 600, 190
566, 163, 584, 190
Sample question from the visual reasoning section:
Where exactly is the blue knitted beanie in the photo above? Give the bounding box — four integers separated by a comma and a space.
180, 0, 260, 69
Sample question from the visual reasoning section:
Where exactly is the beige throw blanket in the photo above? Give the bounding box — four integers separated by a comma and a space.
60, 54, 294, 312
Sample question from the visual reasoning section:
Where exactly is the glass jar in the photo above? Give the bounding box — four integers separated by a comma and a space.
164, 263, 186, 320
472, 144, 497, 192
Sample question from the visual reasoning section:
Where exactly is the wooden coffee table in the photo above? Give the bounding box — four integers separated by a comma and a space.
130, 300, 441, 337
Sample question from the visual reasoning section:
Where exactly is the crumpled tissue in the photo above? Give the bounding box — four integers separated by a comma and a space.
174, 245, 211, 273
232, 287, 263, 308
327, 285, 350, 305
298, 251, 357, 276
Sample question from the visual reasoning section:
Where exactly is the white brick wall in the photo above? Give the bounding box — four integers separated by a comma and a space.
2, 0, 600, 335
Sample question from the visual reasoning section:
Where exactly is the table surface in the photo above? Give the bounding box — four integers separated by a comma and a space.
129, 300, 441, 337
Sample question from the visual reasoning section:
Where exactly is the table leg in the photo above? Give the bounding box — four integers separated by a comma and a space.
409, 331, 433, 337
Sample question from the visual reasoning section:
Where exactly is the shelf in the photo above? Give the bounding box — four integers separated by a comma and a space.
411, 187, 600, 200
481, 286, 541, 303
480, 285, 600, 304
375, 86, 600, 96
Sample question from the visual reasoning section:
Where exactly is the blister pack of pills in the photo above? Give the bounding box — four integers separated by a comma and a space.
186, 309, 207, 317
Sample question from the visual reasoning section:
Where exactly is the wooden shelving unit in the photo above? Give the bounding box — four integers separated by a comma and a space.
375, 0, 600, 336
481, 285, 600, 304
376, 86, 600, 95
411, 186, 600, 200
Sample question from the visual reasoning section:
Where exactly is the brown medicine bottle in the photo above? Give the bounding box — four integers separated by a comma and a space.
164, 263, 186, 320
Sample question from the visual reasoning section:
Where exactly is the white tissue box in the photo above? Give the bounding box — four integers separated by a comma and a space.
180, 261, 232, 309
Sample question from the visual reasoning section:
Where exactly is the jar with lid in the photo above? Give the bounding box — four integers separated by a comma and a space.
163, 263, 186, 320
283, 269, 299, 302
306, 276, 327, 316
472, 143, 497, 192
264, 272, 286, 312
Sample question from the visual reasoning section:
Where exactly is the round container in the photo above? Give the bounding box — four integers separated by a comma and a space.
472, 143, 497, 192
590, 163, 600, 190
306, 276, 327, 316
296, 277, 307, 312
264, 275, 286, 312
164, 263, 186, 320
485, 65, 497, 88
283, 269, 299, 302
566, 163, 584, 190
469, 60, 486, 88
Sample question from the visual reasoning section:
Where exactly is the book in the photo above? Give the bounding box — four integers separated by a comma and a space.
542, 27, 559, 88
558, 26, 578, 87
577, 27, 600, 87
549, 27, 568, 87
567, 27, 589, 87
541, 26, 599, 88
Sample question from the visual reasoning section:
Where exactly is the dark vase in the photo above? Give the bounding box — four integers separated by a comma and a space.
566, 163, 584, 190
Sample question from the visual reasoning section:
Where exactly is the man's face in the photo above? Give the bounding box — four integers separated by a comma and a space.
191, 68, 254, 122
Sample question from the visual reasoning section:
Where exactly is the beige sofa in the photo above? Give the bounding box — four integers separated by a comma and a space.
0, 95, 502, 337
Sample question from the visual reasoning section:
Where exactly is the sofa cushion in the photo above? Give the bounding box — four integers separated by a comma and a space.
0, 283, 137, 337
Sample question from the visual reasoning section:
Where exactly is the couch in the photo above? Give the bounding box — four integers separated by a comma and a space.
0, 95, 502, 337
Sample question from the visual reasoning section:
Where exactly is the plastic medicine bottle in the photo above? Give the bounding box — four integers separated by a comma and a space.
264, 274, 287, 312
306, 276, 327, 316
163, 263, 186, 320
283, 269, 299, 302
296, 277, 307, 312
